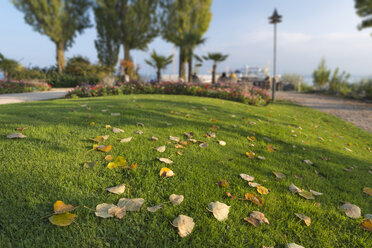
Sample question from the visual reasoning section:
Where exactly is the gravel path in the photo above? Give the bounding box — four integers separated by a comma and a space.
0, 88, 71, 105
276, 91, 372, 133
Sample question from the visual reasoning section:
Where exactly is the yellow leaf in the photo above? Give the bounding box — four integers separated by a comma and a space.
247, 136, 256, 142
360, 219, 372, 232
363, 187, 372, 196
105, 125, 112, 128
246, 151, 255, 159
53, 201, 75, 214
210, 118, 219, 122
104, 155, 113, 161
244, 193, 264, 206
107, 156, 127, 169
90, 122, 95, 126
266, 144, 277, 152
91, 136, 104, 143
295, 213, 311, 226
94, 145, 112, 152
49, 212, 77, 227
216, 180, 229, 188
159, 167, 175, 178
257, 186, 269, 195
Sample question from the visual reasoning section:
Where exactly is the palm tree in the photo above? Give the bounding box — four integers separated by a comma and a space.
182, 33, 206, 82
203, 53, 229, 84
145, 50, 173, 83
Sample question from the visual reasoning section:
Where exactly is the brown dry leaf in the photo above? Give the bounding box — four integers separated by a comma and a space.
273, 172, 285, 180
94, 144, 112, 152
257, 186, 270, 195
341, 202, 361, 219
91, 136, 104, 143
298, 190, 315, 200
106, 184, 125, 194
107, 205, 126, 219
120, 137, 132, 143
218, 140, 226, 146
199, 142, 208, 148
247, 136, 256, 142
102, 135, 109, 140
105, 155, 113, 161
147, 204, 163, 213
244, 211, 270, 227
49, 212, 77, 226
95, 203, 117, 218
159, 167, 175, 178
155, 145, 166, 153
287, 243, 305, 248
15, 127, 28, 131
113, 127, 124, 133
344, 167, 354, 172
177, 151, 183, 156
225, 192, 238, 199
310, 189, 323, 196
188, 138, 197, 143
117, 198, 145, 211
216, 180, 229, 188
360, 218, 372, 232
245, 193, 264, 206
210, 125, 220, 130
208, 132, 216, 138
257, 156, 266, 160
6, 133, 27, 139
83, 161, 96, 169
295, 213, 311, 226
207, 201, 230, 221
240, 174, 254, 181
172, 215, 195, 238
175, 144, 184, 149
363, 187, 372, 196
169, 136, 180, 142
266, 144, 277, 152
169, 194, 184, 205
184, 132, 194, 138
289, 183, 302, 193
210, 118, 219, 122
320, 156, 330, 161
158, 158, 173, 164
107, 156, 127, 169
304, 159, 313, 165
136, 130, 143, 135
53, 201, 75, 214
246, 151, 255, 159
248, 182, 261, 187
150, 136, 159, 141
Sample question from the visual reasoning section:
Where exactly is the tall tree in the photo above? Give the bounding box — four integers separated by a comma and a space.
0, 53, 20, 81
203, 53, 228, 84
160, 0, 212, 81
94, 0, 120, 70
312, 58, 331, 88
145, 50, 173, 83
355, 0, 372, 33
12, 0, 92, 74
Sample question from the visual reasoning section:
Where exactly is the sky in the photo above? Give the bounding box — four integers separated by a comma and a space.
1, 0, 372, 81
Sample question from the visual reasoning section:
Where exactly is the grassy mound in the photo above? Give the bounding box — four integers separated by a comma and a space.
0, 94, 371, 247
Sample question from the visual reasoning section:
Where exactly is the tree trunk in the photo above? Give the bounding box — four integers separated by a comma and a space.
3, 71, 9, 81
188, 52, 193, 83
212, 64, 217, 84
56, 42, 65, 74
179, 47, 186, 81
124, 44, 131, 61
157, 69, 161, 83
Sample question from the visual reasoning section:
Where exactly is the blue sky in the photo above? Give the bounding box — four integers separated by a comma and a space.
1, 0, 372, 79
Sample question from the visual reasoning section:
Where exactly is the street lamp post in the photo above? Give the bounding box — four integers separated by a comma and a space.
269, 8, 282, 102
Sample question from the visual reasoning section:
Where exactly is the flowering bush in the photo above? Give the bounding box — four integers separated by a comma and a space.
66, 82, 270, 106
0, 80, 52, 94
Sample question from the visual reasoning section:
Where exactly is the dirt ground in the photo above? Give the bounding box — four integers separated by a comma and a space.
276, 91, 372, 133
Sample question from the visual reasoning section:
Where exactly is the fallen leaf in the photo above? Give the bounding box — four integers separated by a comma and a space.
177, 151, 183, 156
111, 113, 120, 116
179, 141, 190, 147
169, 136, 180, 142
155, 145, 166, 152
246, 151, 255, 159
113, 127, 124, 133
289, 183, 302, 193
320, 156, 330, 161
172, 215, 195, 237
150, 136, 159, 141
363, 187, 372, 196
240, 174, 254, 182
107, 156, 127, 169
120, 137, 133, 143
247, 136, 256, 142
208, 132, 216, 138
95, 203, 117, 218
316, 137, 324, 141
344, 147, 352, 152
216, 180, 229, 188
94, 144, 112, 152
175, 144, 184, 149
105, 125, 111, 128
106, 184, 126, 194
107, 205, 126, 219
310, 189, 323, 196
199, 142, 208, 148
244, 211, 269, 227
257, 156, 266, 160
304, 159, 313, 165
6, 133, 26, 139
49, 212, 77, 226
257, 186, 269, 195
169, 194, 184, 205
117, 198, 144, 211
83, 161, 96, 168
207, 201, 230, 221
210, 125, 220, 130
248, 182, 261, 187
295, 213, 311, 226
15, 127, 28, 131
225, 192, 238, 199
147, 204, 163, 212
136, 122, 144, 127
136, 130, 143, 135
90, 121, 95, 126
184, 132, 194, 138
218, 140, 226, 146
104, 155, 113, 161
245, 193, 264, 206
188, 138, 197, 143
298, 190, 315, 200
360, 218, 372, 232
287, 243, 305, 248
91, 136, 105, 143
273, 172, 285, 180
158, 158, 173, 164
159, 167, 175, 178
53, 201, 75, 214
266, 144, 277, 152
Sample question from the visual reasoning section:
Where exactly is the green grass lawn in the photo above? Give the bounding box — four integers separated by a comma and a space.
0, 94, 371, 248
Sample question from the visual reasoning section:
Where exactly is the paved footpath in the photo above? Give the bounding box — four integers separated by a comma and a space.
0, 88, 71, 105
276, 91, 372, 133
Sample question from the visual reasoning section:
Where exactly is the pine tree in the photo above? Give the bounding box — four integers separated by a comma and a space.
94, 0, 120, 69
355, 0, 372, 33
12, 0, 92, 74
160, 0, 212, 81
